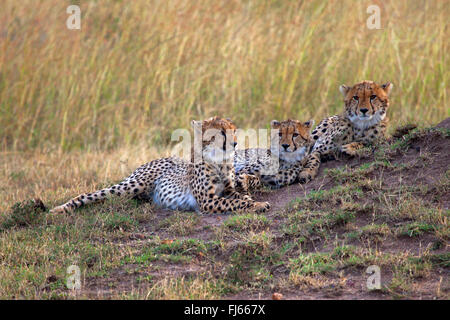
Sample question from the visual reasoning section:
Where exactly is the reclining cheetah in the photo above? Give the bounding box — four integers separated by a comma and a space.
234, 119, 321, 188
298, 80, 393, 179
50, 117, 270, 214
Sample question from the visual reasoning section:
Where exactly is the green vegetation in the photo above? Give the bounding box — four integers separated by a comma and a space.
158, 212, 200, 236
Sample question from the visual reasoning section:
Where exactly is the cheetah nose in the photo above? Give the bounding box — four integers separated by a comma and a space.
360, 108, 368, 115
282, 144, 289, 150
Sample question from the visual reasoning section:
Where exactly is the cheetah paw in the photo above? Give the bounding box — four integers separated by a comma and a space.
247, 174, 262, 189
298, 172, 312, 184
341, 143, 360, 156
253, 201, 271, 213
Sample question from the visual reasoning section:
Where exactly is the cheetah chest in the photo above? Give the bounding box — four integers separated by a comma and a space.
151, 164, 199, 212
352, 124, 381, 142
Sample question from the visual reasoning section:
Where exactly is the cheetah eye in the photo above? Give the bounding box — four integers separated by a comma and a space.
279, 132, 283, 137
352, 96, 359, 101
293, 133, 299, 137
370, 95, 377, 100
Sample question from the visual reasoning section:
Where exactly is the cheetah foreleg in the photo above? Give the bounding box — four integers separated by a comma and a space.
297, 151, 321, 184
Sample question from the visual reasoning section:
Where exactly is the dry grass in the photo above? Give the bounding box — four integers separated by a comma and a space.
1, 0, 447, 211
141, 277, 225, 300
0, 145, 162, 213
0, 0, 448, 152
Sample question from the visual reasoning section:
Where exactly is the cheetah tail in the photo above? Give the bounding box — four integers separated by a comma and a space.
50, 179, 147, 213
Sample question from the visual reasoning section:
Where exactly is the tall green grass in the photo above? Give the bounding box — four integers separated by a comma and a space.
0, 0, 448, 151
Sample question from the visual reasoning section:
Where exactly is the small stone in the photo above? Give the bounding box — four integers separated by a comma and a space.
272, 292, 283, 300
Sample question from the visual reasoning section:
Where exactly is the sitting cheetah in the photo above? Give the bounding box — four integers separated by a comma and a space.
299, 80, 393, 179
234, 119, 320, 188
50, 117, 270, 214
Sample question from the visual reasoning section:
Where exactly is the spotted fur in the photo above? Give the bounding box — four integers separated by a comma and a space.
50, 117, 270, 215
234, 119, 320, 188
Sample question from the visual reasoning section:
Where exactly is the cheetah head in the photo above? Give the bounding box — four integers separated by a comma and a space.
191, 116, 238, 164
340, 80, 393, 130
270, 119, 314, 164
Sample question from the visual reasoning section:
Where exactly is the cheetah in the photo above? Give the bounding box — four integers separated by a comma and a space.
50, 117, 270, 215
298, 80, 393, 179
234, 119, 320, 188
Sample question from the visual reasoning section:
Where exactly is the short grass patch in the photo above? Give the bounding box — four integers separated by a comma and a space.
222, 213, 270, 234
123, 239, 208, 265
158, 212, 200, 236
282, 210, 355, 240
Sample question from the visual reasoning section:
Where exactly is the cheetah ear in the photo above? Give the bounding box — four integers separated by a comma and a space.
381, 82, 393, 96
271, 120, 281, 128
304, 120, 315, 129
339, 85, 350, 97
191, 120, 201, 128
225, 117, 235, 125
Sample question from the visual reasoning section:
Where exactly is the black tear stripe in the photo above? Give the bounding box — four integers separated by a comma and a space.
291, 134, 297, 151
370, 98, 376, 112
221, 131, 227, 151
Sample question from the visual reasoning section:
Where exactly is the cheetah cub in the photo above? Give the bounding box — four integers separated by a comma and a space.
50, 117, 270, 215
299, 80, 393, 180
234, 119, 319, 188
